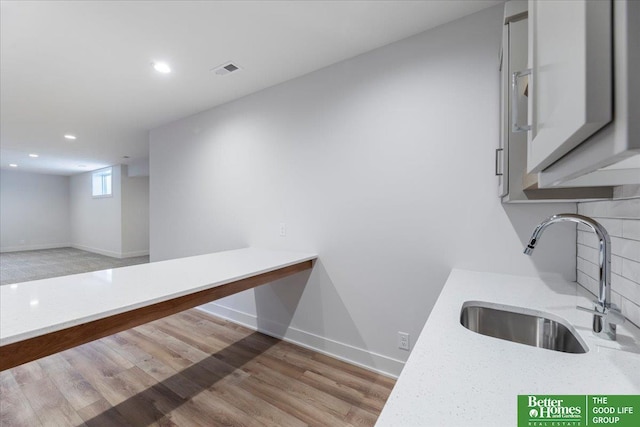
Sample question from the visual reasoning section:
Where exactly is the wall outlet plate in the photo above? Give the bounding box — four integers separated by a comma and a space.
398, 332, 410, 350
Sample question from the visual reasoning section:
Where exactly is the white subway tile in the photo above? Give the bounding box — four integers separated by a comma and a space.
577, 230, 600, 249
577, 243, 599, 264
622, 220, 640, 241
611, 255, 623, 275
610, 290, 623, 310
610, 199, 640, 218
577, 270, 599, 297
577, 257, 599, 281
577, 218, 623, 237
613, 185, 640, 199
578, 201, 605, 216
611, 273, 640, 306
578, 198, 640, 219
577, 253, 625, 279
621, 258, 640, 284
620, 295, 640, 329
577, 197, 640, 327
611, 236, 640, 261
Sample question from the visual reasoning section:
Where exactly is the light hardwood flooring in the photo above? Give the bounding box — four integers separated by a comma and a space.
0, 309, 395, 426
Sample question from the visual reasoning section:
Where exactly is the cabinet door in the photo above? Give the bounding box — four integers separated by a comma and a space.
498, 24, 508, 197
527, 0, 612, 173
502, 18, 530, 201
537, 0, 640, 187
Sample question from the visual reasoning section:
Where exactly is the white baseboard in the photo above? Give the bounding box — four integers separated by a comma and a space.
69, 244, 148, 259
121, 249, 150, 258
0, 243, 70, 253
1, 243, 149, 259
71, 244, 122, 258
198, 302, 403, 378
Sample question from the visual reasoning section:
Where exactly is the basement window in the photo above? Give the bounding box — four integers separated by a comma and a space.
92, 167, 112, 197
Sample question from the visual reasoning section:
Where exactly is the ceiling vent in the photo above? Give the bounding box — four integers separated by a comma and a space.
212, 62, 242, 76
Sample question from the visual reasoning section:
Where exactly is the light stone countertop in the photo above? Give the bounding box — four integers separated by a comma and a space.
375, 269, 640, 427
0, 247, 317, 346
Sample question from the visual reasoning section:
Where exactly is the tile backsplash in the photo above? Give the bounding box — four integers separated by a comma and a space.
577, 189, 640, 328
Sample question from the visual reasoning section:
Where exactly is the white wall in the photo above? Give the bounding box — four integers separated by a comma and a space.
122, 174, 150, 257
70, 165, 123, 257
0, 169, 70, 252
126, 157, 150, 177
1, 165, 149, 258
69, 165, 150, 258
150, 5, 577, 377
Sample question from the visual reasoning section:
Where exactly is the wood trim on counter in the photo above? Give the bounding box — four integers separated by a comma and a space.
0, 260, 313, 371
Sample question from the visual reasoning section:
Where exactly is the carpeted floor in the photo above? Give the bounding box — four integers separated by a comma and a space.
0, 247, 149, 285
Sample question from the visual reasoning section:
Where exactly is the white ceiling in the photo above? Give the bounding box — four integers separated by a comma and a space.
0, 0, 502, 175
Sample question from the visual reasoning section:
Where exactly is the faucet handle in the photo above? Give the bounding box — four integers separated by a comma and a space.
577, 303, 626, 325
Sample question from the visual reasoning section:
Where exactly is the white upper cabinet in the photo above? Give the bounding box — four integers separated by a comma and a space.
497, 1, 613, 202
537, 0, 640, 187
527, 0, 613, 174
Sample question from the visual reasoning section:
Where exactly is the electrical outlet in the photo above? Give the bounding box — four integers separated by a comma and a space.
279, 222, 286, 237
398, 332, 410, 351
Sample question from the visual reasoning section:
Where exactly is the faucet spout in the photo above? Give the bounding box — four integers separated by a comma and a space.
524, 213, 622, 340
523, 222, 546, 255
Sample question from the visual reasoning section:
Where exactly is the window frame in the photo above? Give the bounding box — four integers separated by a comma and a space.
92, 167, 113, 198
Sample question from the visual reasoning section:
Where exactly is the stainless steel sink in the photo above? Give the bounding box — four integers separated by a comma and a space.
460, 301, 588, 354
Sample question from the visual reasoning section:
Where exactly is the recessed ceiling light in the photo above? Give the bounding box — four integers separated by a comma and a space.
9, 164, 18, 167
153, 62, 171, 74
78, 165, 87, 168
64, 134, 77, 140
29, 153, 39, 158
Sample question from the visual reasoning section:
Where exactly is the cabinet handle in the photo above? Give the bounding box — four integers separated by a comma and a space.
511, 68, 532, 132
495, 148, 503, 176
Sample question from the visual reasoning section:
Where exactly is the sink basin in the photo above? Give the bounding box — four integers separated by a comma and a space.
460, 301, 588, 354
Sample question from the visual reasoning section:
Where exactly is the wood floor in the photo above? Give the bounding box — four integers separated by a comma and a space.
0, 309, 395, 426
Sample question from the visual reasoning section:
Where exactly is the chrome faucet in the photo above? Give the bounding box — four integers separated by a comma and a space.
524, 213, 624, 341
